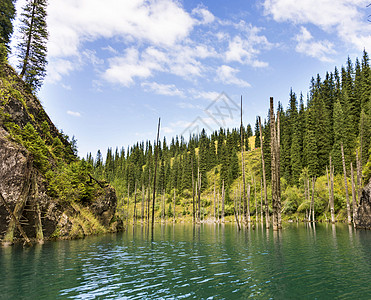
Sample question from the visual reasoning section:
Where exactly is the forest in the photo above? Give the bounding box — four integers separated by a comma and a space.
89, 51, 371, 226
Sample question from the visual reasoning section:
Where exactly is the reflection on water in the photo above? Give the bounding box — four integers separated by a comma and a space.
1, 223, 371, 299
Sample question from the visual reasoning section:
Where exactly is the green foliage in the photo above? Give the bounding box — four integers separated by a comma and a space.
18, 0, 48, 91
0, 0, 16, 47
46, 160, 95, 203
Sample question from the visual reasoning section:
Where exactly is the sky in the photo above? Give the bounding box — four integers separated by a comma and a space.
9, 0, 371, 158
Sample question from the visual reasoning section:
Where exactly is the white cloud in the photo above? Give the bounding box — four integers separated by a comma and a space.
263, 0, 371, 52
67, 110, 81, 117
192, 5, 215, 24
216, 65, 251, 87
103, 48, 163, 86
142, 82, 185, 97
295, 27, 335, 62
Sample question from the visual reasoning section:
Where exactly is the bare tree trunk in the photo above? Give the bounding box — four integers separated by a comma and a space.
198, 169, 201, 223
247, 184, 251, 224
308, 178, 311, 222
162, 189, 165, 222
152, 118, 161, 230
254, 176, 257, 221
258, 116, 269, 229
356, 150, 362, 205
330, 156, 335, 223
0, 191, 31, 245
350, 162, 357, 223
127, 182, 130, 224
341, 143, 351, 225
260, 178, 263, 222
217, 190, 220, 223
311, 177, 316, 222
191, 156, 195, 223
141, 184, 145, 223
270, 98, 278, 230
214, 181, 216, 222
240, 96, 247, 225
239, 184, 242, 224
147, 168, 151, 224
31, 173, 43, 242
221, 180, 225, 223
133, 182, 137, 223
173, 188, 176, 223
326, 166, 331, 222
276, 109, 282, 228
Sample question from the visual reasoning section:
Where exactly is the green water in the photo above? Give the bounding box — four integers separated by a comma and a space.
1, 223, 371, 299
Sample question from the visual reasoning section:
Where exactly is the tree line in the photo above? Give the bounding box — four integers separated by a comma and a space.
89, 52, 371, 224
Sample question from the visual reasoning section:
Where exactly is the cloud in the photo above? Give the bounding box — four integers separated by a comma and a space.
216, 65, 251, 87
142, 82, 185, 97
295, 27, 336, 62
263, 0, 371, 51
67, 110, 81, 117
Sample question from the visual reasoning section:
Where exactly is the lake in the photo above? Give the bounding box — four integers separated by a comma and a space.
1, 223, 371, 299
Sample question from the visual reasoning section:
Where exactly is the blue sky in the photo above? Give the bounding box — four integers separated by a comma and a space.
10, 0, 371, 158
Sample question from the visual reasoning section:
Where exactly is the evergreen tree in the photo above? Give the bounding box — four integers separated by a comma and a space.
254, 117, 260, 148
17, 0, 48, 91
0, 0, 16, 48
331, 100, 344, 173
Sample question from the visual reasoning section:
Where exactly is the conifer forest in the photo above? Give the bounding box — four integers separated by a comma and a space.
89, 52, 371, 226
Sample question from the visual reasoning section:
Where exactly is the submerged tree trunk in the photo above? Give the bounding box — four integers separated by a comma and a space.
260, 178, 263, 222
127, 182, 130, 224
133, 182, 137, 223
311, 177, 316, 222
258, 116, 269, 229
141, 185, 145, 224
152, 118, 161, 230
270, 97, 281, 230
356, 150, 362, 206
214, 181, 216, 222
221, 180, 225, 223
329, 156, 335, 223
247, 184, 251, 224
350, 162, 357, 223
341, 143, 351, 225
191, 156, 195, 223
173, 188, 176, 223
240, 96, 247, 225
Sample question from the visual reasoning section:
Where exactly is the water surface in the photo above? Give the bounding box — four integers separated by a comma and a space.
1, 223, 371, 299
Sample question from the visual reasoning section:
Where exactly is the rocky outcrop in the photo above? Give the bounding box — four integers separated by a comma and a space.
355, 178, 371, 229
0, 65, 120, 245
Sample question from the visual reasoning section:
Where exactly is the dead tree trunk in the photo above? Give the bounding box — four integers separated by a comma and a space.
32, 173, 43, 242
247, 184, 251, 224
254, 176, 257, 221
308, 177, 311, 222
141, 185, 145, 224
326, 166, 331, 221
258, 116, 269, 228
133, 182, 137, 223
341, 143, 351, 225
350, 162, 357, 223
147, 168, 151, 224
260, 178, 263, 222
198, 165, 201, 223
356, 150, 362, 205
173, 188, 176, 223
0, 191, 31, 245
276, 109, 282, 228
270, 97, 281, 230
240, 96, 247, 224
214, 181, 216, 222
191, 156, 195, 223
329, 156, 335, 223
152, 118, 161, 230
311, 177, 316, 222
126, 182, 130, 224
221, 180, 225, 223
161, 189, 165, 222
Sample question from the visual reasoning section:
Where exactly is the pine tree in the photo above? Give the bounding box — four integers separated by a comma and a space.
254, 117, 260, 148
0, 0, 16, 48
17, 0, 48, 91
331, 100, 344, 173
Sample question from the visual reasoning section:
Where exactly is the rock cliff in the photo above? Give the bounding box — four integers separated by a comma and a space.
0, 64, 121, 245
355, 178, 371, 229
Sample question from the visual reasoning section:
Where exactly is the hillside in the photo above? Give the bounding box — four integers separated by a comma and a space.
0, 63, 122, 245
